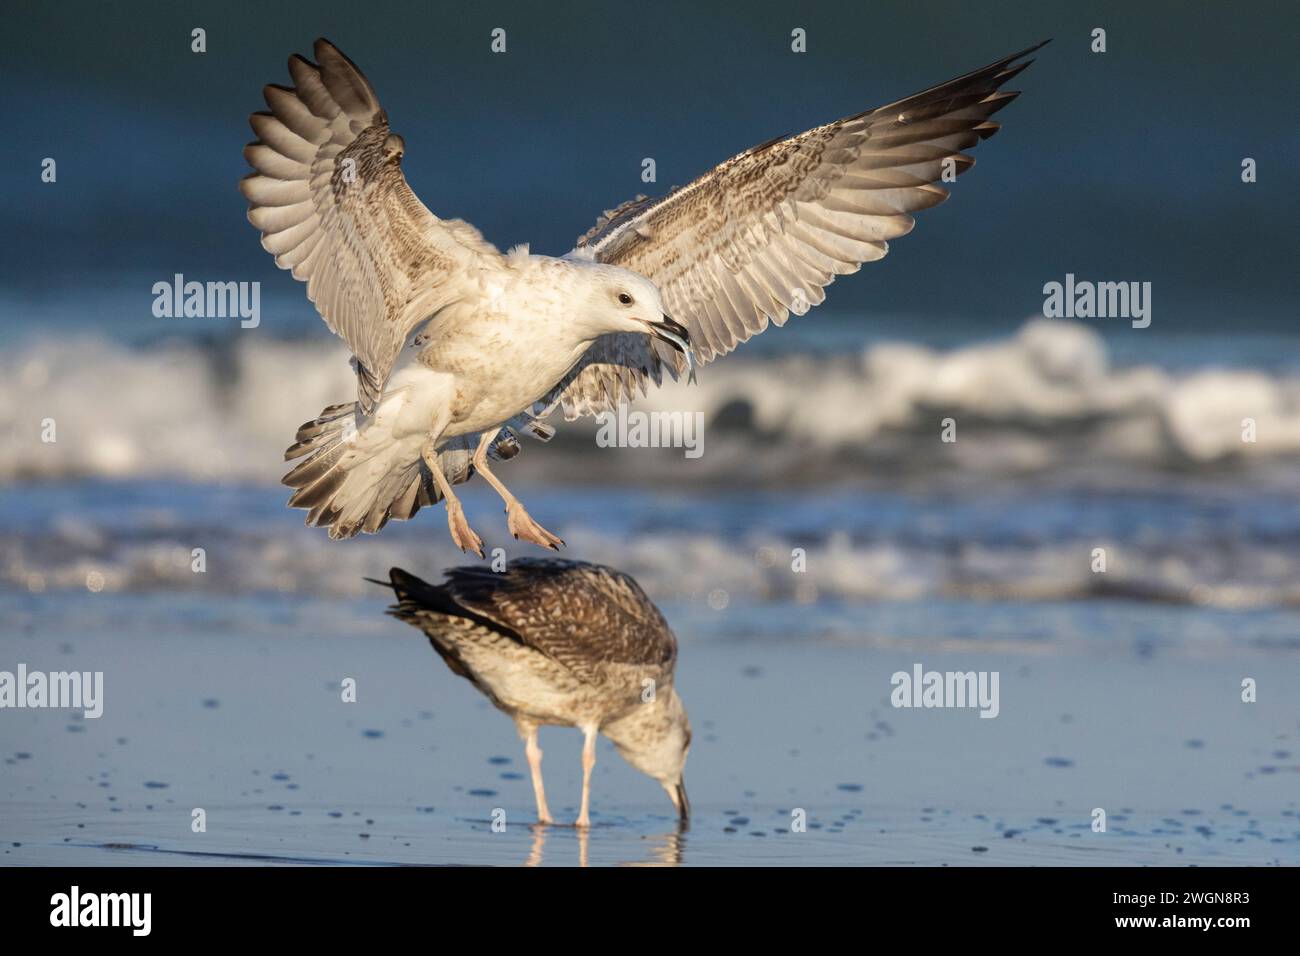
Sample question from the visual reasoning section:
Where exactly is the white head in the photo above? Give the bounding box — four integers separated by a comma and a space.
570, 262, 692, 358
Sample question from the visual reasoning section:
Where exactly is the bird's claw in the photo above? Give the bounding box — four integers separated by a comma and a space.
445, 501, 485, 558
506, 502, 564, 551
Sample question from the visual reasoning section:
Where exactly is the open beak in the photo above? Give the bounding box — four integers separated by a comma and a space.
647, 315, 697, 384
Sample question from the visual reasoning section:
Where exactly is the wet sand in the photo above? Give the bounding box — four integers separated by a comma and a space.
2, 595, 1297, 866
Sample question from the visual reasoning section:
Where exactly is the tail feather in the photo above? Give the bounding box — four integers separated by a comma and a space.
377, 567, 481, 682
328, 451, 425, 539
363, 462, 429, 534
390, 470, 433, 524
288, 460, 348, 511
306, 498, 342, 530
284, 438, 351, 495
283, 401, 559, 539
286, 402, 355, 456
283, 401, 432, 539
381, 567, 442, 611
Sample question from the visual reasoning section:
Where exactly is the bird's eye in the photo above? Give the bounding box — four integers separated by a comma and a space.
618, 292, 633, 305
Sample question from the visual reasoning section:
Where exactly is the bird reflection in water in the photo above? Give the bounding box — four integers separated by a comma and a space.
522, 820, 688, 867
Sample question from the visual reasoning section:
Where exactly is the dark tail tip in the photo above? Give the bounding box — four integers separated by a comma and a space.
366, 567, 433, 600
386, 567, 431, 596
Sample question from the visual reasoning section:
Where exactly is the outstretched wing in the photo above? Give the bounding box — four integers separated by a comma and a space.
241, 38, 504, 412
431, 560, 678, 686
569, 41, 1045, 382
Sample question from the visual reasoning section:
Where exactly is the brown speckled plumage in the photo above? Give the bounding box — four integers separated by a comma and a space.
379, 560, 692, 824
241, 38, 504, 414
551, 41, 1046, 415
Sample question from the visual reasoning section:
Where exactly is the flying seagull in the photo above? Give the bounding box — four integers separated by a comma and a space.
242, 38, 1044, 551
377, 560, 691, 827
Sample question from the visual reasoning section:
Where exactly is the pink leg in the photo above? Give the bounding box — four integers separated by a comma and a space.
523, 726, 552, 825
576, 727, 597, 828
472, 431, 564, 550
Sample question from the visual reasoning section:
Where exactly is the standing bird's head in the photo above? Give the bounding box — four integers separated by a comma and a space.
602, 685, 692, 824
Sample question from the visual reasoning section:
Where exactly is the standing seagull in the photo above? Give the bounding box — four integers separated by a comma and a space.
378, 560, 691, 827
242, 38, 1044, 550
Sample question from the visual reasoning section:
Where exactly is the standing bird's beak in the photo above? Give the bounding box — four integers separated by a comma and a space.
646, 315, 696, 384
669, 779, 690, 825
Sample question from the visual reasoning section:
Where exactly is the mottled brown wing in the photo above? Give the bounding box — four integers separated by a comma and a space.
437, 560, 678, 685
241, 38, 504, 413
536, 331, 686, 422
572, 42, 1046, 374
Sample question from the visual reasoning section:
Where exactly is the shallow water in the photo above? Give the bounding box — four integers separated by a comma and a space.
2, 599, 1297, 866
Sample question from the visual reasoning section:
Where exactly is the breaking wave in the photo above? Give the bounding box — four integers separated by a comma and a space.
5, 480, 1300, 619
6, 318, 1300, 484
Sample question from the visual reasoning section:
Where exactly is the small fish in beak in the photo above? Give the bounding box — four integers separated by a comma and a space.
648, 315, 697, 385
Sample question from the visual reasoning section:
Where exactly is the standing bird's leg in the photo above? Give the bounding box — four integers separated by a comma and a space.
576, 725, 598, 828
521, 724, 553, 825
422, 442, 484, 557
471, 430, 564, 550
